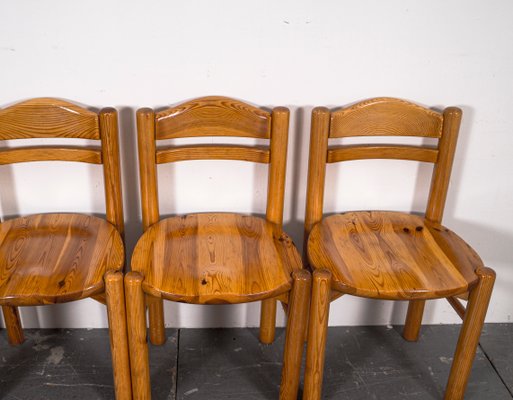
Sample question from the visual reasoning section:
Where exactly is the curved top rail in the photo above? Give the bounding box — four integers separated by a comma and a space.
155, 96, 271, 139
0, 98, 100, 140
330, 97, 443, 138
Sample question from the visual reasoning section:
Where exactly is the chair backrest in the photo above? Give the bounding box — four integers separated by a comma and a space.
0, 98, 124, 235
304, 97, 462, 237
136, 96, 289, 231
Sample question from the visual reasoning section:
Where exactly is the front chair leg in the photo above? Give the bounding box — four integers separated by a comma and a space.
279, 269, 311, 400
444, 267, 495, 400
403, 300, 426, 342
105, 271, 132, 400
125, 272, 151, 400
149, 298, 166, 345
303, 269, 332, 400
2, 305, 24, 345
260, 298, 277, 344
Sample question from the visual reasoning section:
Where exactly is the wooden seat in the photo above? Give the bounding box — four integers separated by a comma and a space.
303, 98, 495, 400
0, 213, 123, 305
308, 211, 481, 300
126, 96, 310, 400
0, 98, 131, 400
132, 213, 301, 304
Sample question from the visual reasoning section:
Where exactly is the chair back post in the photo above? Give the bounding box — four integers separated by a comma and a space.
304, 107, 330, 246
99, 108, 125, 237
265, 107, 290, 228
425, 107, 462, 223
136, 108, 160, 231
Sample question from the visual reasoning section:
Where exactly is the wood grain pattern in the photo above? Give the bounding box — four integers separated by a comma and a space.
0, 147, 102, 164
330, 97, 443, 138
0, 214, 124, 306
279, 269, 311, 400
156, 145, 270, 164
307, 211, 474, 300
445, 267, 495, 400
1, 305, 24, 345
327, 145, 438, 163
0, 98, 100, 139
131, 213, 302, 304
403, 300, 426, 341
304, 107, 330, 249
100, 108, 125, 238
125, 272, 151, 400
155, 96, 271, 139
304, 269, 332, 400
426, 107, 462, 223
105, 270, 132, 400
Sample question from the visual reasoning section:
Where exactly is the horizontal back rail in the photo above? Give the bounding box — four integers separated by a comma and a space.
330, 97, 443, 138
156, 145, 270, 164
155, 96, 271, 140
327, 145, 438, 163
0, 98, 100, 140
0, 146, 102, 164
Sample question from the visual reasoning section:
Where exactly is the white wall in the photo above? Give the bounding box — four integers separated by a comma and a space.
1, 0, 512, 328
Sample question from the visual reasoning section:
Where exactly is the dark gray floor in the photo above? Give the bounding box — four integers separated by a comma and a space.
0, 324, 512, 399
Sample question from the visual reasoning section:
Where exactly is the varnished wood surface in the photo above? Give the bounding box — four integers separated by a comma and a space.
0, 214, 124, 306
0, 98, 100, 139
0, 146, 102, 164
327, 144, 438, 163
330, 97, 443, 138
131, 213, 302, 304
156, 144, 270, 164
155, 96, 271, 139
308, 211, 480, 300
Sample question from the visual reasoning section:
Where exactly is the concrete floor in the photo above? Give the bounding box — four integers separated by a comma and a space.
1, 324, 512, 399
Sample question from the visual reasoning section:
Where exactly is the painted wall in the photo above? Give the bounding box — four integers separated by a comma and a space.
1, 0, 512, 328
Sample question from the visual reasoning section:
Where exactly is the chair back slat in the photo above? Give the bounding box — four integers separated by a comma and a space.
305, 98, 462, 239
327, 145, 438, 163
156, 96, 271, 140
156, 145, 270, 164
330, 97, 443, 138
0, 99, 124, 236
0, 98, 100, 140
0, 147, 102, 164
137, 97, 289, 229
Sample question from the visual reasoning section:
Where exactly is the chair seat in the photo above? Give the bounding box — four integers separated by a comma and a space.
0, 213, 124, 306
131, 213, 302, 304
308, 211, 482, 300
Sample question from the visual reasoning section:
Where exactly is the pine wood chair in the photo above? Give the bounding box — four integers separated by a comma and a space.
0, 98, 131, 399
303, 98, 495, 400
127, 96, 309, 399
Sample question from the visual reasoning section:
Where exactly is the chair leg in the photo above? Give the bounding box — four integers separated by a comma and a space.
125, 272, 151, 400
105, 271, 132, 400
148, 298, 166, 345
279, 270, 311, 400
260, 298, 277, 344
2, 306, 24, 345
444, 267, 495, 400
403, 300, 426, 342
303, 269, 331, 400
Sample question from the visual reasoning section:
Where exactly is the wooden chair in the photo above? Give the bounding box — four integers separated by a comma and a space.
303, 98, 495, 400
127, 96, 309, 399
0, 98, 131, 399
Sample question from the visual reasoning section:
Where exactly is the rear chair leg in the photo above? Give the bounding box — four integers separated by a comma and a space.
444, 267, 495, 400
279, 270, 311, 400
303, 269, 332, 400
105, 271, 132, 400
403, 300, 426, 342
260, 298, 277, 344
149, 298, 166, 345
2, 306, 24, 345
